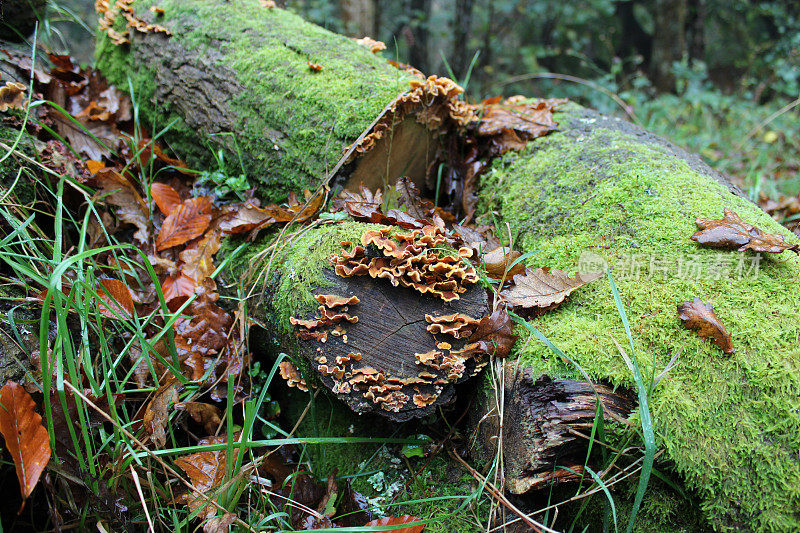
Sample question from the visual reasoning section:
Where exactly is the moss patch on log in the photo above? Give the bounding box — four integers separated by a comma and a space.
95, 0, 413, 203
480, 104, 800, 531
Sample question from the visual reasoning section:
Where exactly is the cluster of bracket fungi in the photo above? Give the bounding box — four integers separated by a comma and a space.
284, 225, 497, 415
331, 225, 479, 302
96, 0, 172, 45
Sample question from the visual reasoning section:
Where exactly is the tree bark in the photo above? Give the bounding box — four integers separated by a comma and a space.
650, 0, 688, 92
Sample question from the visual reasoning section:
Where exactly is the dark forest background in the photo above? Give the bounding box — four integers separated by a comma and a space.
42, 0, 800, 211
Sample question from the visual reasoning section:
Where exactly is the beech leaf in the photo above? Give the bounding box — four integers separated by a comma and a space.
92, 169, 150, 244
151, 182, 183, 215
691, 208, 799, 253
465, 307, 517, 358
362, 515, 424, 533
175, 434, 240, 520
156, 196, 213, 250
677, 297, 734, 354
142, 381, 179, 448
482, 246, 524, 280
0, 381, 51, 503
96, 278, 135, 319
500, 267, 602, 312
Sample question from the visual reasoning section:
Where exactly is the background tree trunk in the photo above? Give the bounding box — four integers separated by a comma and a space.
650, 0, 688, 92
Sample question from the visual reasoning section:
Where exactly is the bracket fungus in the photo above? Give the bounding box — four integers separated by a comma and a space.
287, 226, 491, 421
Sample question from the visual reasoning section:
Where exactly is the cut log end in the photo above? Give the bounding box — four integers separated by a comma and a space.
290, 269, 490, 422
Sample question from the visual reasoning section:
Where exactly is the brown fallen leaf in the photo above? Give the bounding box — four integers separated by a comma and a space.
677, 297, 734, 354
151, 182, 183, 216
203, 512, 237, 533
142, 381, 179, 448
482, 246, 524, 280
691, 207, 799, 253
175, 434, 240, 520
91, 169, 150, 244
500, 267, 602, 313
96, 278, 135, 319
156, 196, 214, 251
465, 307, 517, 358
179, 229, 222, 285
162, 272, 197, 304
174, 402, 222, 435
333, 183, 384, 221
0, 81, 26, 112
0, 381, 51, 506
395, 177, 434, 220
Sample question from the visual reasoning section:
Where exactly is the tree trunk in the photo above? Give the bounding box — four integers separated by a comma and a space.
96, 3, 800, 530
451, 0, 474, 81
341, 0, 379, 38
650, 0, 688, 92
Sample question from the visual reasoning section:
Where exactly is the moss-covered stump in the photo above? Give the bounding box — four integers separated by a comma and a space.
95, 0, 416, 202
479, 103, 800, 531
237, 221, 491, 421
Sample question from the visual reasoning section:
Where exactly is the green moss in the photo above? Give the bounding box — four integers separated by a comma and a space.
480, 106, 800, 531
96, 0, 413, 203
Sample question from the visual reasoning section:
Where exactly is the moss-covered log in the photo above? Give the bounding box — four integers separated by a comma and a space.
94, 0, 425, 203
476, 104, 800, 531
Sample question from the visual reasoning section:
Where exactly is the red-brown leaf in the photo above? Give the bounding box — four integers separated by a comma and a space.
156, 197, 213, 250
162, 273, 197, 303
362, 515, 424, 533
179, 229, 222, 285
677, 297, 734, 354
151, 182, 183, 215
482, 246, 524, 280
96, 278, 135, 319
174, 402, 222, 435
465, 307, 517, 358
175, 434, 240, 519
691, 207, 799, 253
0, 381, 51, 502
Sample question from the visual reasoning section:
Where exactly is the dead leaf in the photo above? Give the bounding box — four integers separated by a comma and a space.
174, 402, 222, 435
0, 381, 51, 505
677, 297, 734, 354
218, 201, 275, 235
691, 208, 799, 253
482, 247, 524, 280
333, 183, 384, 221
0, 81, 26, 112
91, 169, 150, 244
203, 512, 237, 533
179, 229, 222, 285
465, 307, 517, 358
142, 381, 179, 448
156, 197, 214, 250
477, 97, 564, 145
96, 278, 135, 319
151, 182, 183, 215
175, 434, 240, 520
336, 480, 370, 527
500, 267, 602, 313
361, 515, 424, 533
395, 177, 434, 219
162, 273, 197, 304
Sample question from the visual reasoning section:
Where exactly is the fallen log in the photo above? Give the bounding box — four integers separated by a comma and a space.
94, 2, 800, 531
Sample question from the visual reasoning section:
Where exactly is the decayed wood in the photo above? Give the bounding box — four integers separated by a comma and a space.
289, 269, 490, 422
475, 366, 634, 494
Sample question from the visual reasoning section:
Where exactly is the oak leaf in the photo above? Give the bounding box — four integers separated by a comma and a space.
0, 381, 51, 504
362, 515, 424, 533
677, 297, 734, 354
691, 208, 799, 253
395, 177, 435, 219
96, 278, 135, 319
500, 267, 602, 312
156, 196, 213, 250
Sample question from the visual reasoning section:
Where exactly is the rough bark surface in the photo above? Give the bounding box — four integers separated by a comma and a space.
475, 367, 634, 494
95, 0, 414, 202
